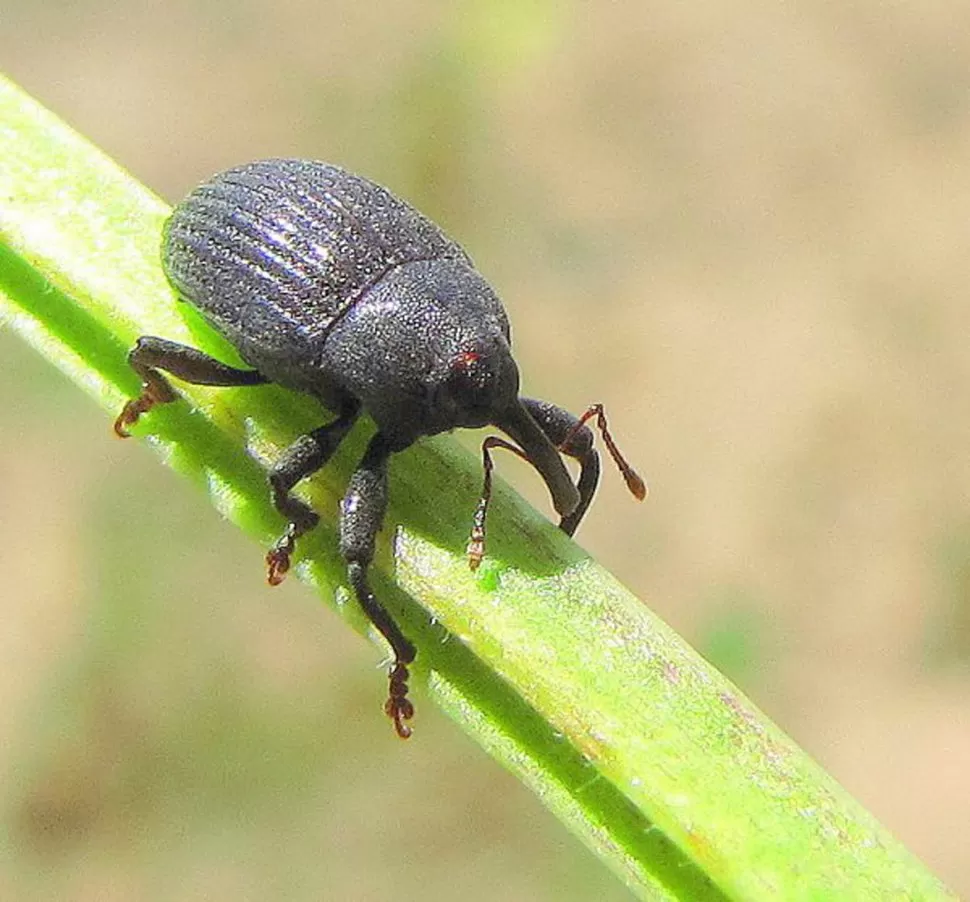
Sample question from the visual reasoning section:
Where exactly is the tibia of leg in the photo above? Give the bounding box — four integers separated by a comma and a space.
521, 397, 601, 536
114, 335, 267, 436
347, 560, 416, 739
266, 402, 360, 585
341, 434, 417, 737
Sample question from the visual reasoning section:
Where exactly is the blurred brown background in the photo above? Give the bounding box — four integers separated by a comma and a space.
2, 1, 969, 899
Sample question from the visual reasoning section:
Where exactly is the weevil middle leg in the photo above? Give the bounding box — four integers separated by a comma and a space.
339, 432, 416, 738
265, 397, 361, 584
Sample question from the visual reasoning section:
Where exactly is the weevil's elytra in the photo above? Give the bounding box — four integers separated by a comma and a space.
115, 158, 646, 738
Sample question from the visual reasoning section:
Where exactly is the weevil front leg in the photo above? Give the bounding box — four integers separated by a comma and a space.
524, 399, 646, 535
467, 400, 646, 568
521, 399, 601, 536
465, 401, 598, 568
340, 432, 417, 739
265, 398, 361, 584
114, 336, 269, 436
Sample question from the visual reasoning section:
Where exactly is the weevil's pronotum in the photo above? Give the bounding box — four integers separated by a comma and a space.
115, 159, 646, 737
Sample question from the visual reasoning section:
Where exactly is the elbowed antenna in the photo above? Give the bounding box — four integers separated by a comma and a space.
497, 400, 580, 518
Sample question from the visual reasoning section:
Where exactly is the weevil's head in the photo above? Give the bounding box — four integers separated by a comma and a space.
327, 258, 514, 434
327, 257, 579, 518
426, 339, 579, 518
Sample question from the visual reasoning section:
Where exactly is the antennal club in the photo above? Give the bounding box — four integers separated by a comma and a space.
560, 404, 647, 501
467, 436, 528, 570
467, 402, 646, 570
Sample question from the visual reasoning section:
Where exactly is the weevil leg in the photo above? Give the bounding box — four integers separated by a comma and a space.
523, 399, 646, 536
520, 399, 600, 536
465, 409, 594, 567
266, 398, 361, 585
464, 401, 597, 567
340, 432, 417, 739
114, 336, 269, 436
467, 401, 644, 566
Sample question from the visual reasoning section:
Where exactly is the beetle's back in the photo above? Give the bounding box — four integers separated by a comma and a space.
163, 159, 470, 366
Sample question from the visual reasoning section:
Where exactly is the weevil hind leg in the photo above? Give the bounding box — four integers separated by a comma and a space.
340, 432, 417, 738
114, 336, 269, 436
265, 397, 361, 585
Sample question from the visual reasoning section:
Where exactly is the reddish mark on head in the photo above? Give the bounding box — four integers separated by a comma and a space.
452, 348, 481, 371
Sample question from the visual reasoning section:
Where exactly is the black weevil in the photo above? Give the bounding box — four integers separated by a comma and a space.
115, 158, 646, 738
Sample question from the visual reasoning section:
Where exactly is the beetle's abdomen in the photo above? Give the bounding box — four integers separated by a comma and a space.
162, 159, 470, 348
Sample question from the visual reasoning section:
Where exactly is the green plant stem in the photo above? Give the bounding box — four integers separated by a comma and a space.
0, 74, 957, 901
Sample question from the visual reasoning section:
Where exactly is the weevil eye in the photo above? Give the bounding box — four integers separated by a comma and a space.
450, 348, 485, 391
431, 345, 517, 429
439, 349, 489, 423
